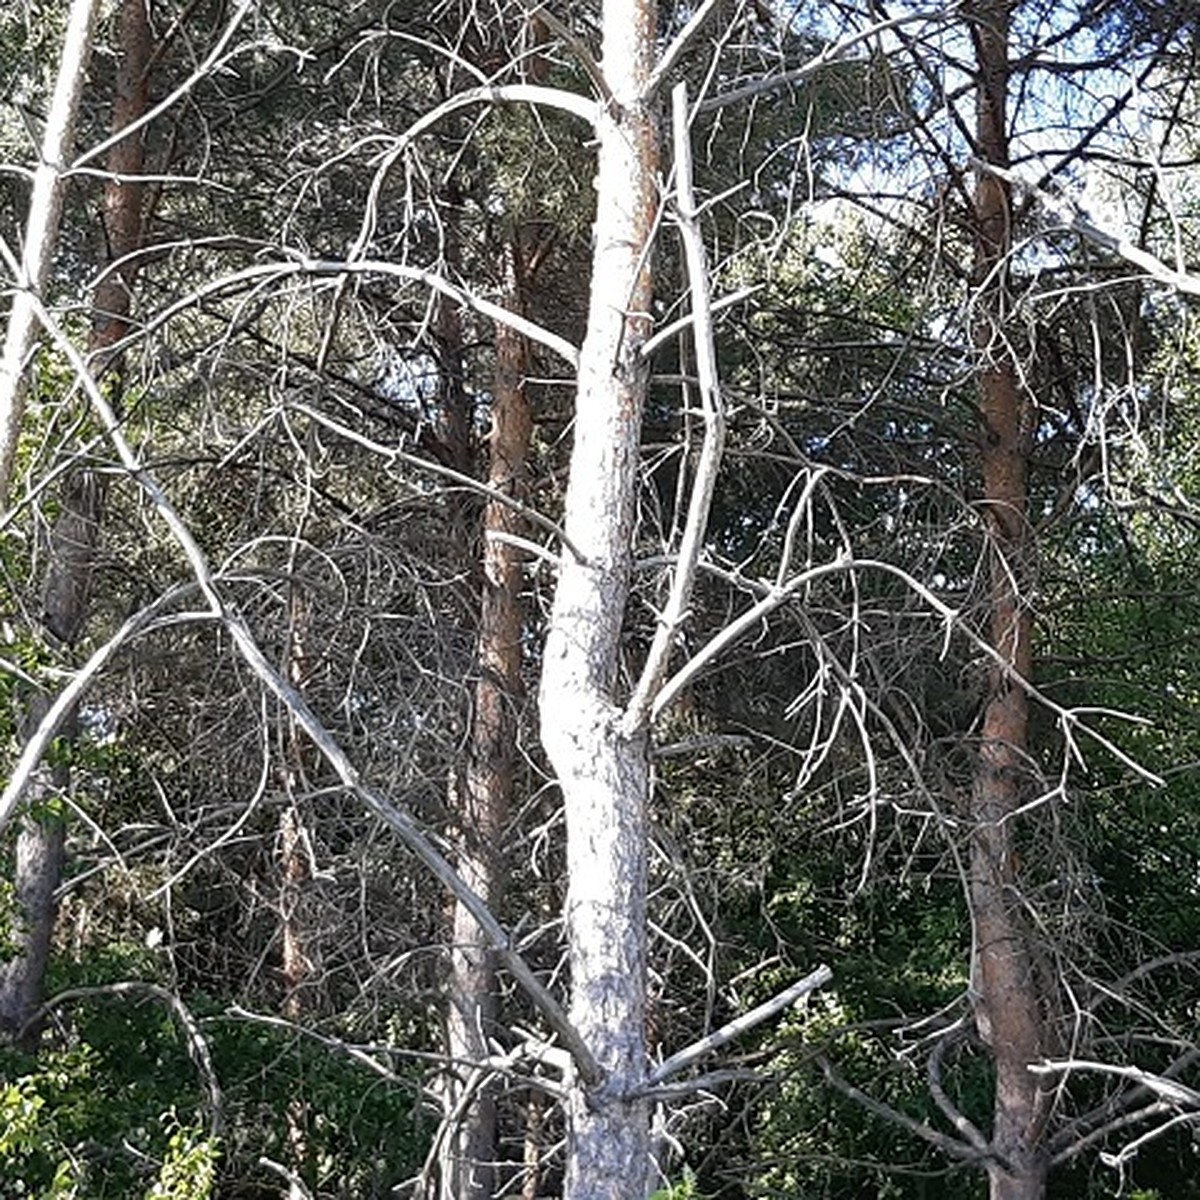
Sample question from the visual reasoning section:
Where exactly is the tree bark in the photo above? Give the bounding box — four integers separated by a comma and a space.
0, 0, 101, 503
280, 584, 316, 1200
442, 250, 532, 1199
0, 697, 67, 1051
538, 2, 660, 1197
0, 0, 151, 1050
966, 3, 1049, 1196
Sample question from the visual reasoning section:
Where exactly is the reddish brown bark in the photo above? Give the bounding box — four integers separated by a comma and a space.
443, 248, 532, 1199
967, 3, 1049, 1197
91, 0, 151, 365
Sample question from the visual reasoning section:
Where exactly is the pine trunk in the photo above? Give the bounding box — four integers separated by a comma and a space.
538, 3, 660, 1197
443, 254, 532, 1198
967, 3, 1048, 1196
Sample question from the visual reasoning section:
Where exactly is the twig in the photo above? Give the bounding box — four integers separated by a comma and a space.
643, 0, 726, 101
971, 156, 1200, 297
290, 401, 584, 563
0, 589, 209, 835
815, 1053, 984, 1163
1031, 1059, 1200, 1109
258, 1157, 314, 1200
640, 285, 758, 359
647, 965, 831, 1086
107, 255, 581, 370
696, 5, 959, 113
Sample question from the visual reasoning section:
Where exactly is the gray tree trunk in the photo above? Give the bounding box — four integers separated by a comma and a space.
538, 2, 660, 1197
0, 693, 67, 1051
0, 0, 101, 502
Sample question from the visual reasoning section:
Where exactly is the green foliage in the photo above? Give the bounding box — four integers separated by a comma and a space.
651, 1167, 706, 1200
0, 925, 428, 1197
0, 1048, 91, 1197
144, 1117, 218, 1200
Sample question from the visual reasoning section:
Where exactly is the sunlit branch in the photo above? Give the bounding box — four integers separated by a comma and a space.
974, 157, 1200, 297
349, 83, 598, 260
655, 556, 1164, 790
647, 965, 832, 1087
640, 285, 759, 359
1031, 1059, 1200, 1109
513, 2, 612, 102
72, 0, 257, 170
624, 82, 726, 733
696, 5, 961, 113
643, 0, 726, 101
0, 0, 101, 502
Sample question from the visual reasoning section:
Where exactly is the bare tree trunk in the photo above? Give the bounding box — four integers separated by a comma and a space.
0, 0, 101, 502
0, 0, 151, 1050
0, 695, 68, 1050
538, 3, 660, 1197
967, 3, 1048, 1197
443, 258, 532, 1197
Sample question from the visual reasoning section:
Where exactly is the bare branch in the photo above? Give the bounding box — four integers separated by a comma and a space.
225, 1004, 415, 1084
696, 6, 960, 113
973, 157, 1200, 296
71, 0, 256, 170
657, 556, 1165, 790
115, 255, 580, 369
643, 0, 727, 101
0, 0, 101, 501
652, 555, 859, 720
1031, 1059, 1200, 1109
624, 82, 726, 733
5, 297, 605, 1089
26, 982, 221, 1135
648, 965, 831, 1087
349, 83, 597, 259
290, 401, 585, 563
815, 1053, 984, 1162
928, 1034, 990, 1155
515, 3, 611, 102
641, 285, 760, 359
0, 590, 210, 836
